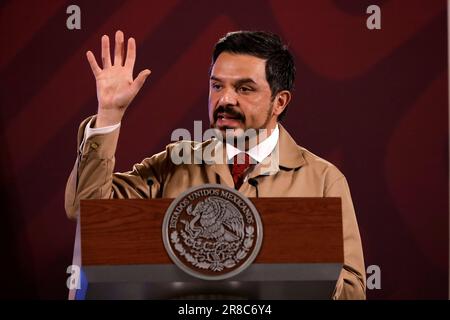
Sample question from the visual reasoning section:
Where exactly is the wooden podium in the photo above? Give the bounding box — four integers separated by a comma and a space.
69, 197, 343, 300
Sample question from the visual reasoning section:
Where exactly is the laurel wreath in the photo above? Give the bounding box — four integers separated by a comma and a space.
171, 226, 255, 272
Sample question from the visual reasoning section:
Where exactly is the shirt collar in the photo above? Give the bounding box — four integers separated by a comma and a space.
225, 125, 280, 163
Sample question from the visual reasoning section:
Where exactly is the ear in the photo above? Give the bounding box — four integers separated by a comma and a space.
272, 90, 291, 117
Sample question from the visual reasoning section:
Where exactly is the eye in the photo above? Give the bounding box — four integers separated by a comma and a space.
238, 86, 253, 93
211, 83, 222, 91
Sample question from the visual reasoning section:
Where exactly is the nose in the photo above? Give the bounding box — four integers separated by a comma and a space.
218, 88, 238, 107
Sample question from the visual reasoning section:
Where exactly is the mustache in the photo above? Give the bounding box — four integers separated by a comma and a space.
213, 105, 245, 122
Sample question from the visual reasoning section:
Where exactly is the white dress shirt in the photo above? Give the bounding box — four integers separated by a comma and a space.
225, 125, 279, 163
80, 118, 121, 152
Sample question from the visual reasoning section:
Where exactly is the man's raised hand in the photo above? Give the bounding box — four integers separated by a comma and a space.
86, 30, 151, 128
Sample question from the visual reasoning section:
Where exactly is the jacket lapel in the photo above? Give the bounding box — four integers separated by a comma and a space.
277, 124, 305, 169
249, 124, 305, 179
203, 124, 305, 185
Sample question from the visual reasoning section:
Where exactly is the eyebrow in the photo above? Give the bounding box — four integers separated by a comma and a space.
210, 76, 258, 86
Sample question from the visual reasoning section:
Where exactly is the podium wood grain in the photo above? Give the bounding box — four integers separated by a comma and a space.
80, 198, 343, 265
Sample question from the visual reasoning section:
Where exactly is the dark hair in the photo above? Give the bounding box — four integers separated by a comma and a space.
211, 31, 295, 121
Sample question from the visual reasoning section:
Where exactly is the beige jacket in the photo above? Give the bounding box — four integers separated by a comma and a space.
65, 116, 366, 299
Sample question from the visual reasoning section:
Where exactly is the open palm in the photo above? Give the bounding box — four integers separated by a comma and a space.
86, 30, 151, 127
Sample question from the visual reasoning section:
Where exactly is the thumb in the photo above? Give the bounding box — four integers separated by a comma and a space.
133, 69, 151, 92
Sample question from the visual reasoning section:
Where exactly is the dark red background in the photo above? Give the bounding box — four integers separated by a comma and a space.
0, 0, 448, 299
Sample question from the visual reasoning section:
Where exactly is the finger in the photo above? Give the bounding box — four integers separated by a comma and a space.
86, 51, 101, 77
133, 69, 151, 92
101, 35, 112, 68
124, 37, 136, 70
114, 30, 125, 66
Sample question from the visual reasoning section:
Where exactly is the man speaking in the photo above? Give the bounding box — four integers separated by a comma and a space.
65, 30, 366, 299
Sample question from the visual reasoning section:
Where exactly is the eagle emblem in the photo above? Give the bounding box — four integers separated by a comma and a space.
182, 196, 244, 242
162, 184, 263, 280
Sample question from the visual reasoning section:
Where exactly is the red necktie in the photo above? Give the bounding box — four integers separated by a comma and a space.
232, 153, 251, 189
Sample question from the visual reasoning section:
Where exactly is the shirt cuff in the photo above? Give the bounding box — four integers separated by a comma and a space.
79, 118, 121, 153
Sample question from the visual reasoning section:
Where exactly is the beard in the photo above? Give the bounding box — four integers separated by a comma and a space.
210, 103, 274, 149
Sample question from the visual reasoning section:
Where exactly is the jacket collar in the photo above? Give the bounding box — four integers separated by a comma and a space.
205, 124, 305, 183
246, 124, 305, 179
277, 123, 305, 169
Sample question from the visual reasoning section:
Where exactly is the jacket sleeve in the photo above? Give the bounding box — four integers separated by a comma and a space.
64, 115, 172, 220
325, 175, 366, 300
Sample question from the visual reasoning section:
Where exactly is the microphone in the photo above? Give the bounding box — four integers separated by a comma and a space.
248, 178, 259, 198
146, 178, 154, 199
